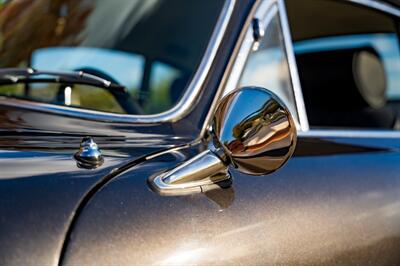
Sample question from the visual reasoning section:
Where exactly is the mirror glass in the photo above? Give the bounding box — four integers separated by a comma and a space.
213, 87, 297, 175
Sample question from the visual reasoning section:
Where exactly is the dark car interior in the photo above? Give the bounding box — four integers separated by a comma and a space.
296, 46, 395, 128
286, 0, 400, 129
113, 0, 224, 111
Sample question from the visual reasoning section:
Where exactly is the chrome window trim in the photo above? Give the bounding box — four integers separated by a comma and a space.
220, 0, 400, 138
221, 0, 307, 131
298, 129, 400, 139
348, 0, 400, 17
277, 0, 309, 131
298, 0, 400, 138
0, 0, 235, 124
222, 0, 277, 98
200, 0, 265, 138
223, 1, 283, 97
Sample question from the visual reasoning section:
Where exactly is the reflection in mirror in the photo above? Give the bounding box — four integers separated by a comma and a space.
150, 87, 297, 196
213, 87, 297, 175
238, 6, 298, 122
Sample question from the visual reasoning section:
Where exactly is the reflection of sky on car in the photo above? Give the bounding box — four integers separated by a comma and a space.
294, 33, 400, 99
31, 47, 174, 91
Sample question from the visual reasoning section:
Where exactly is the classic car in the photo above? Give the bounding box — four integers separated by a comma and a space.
0, 0, 400, 265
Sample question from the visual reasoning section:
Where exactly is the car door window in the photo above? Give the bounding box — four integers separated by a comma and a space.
286, 0, 400, 130
237, 5, 299, 122
0, 0, 225, 115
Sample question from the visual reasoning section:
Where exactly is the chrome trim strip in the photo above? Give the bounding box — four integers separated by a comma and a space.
286, 0, 400, 135
199, 0, 265, 138
221, 0, 400, 135
222, 0, 304, 130
222, 21, 255, 98
296, 0, 400, 137
223, 0, 276, 98
348, 0, 400, 17
278, 0, 309, 131
0, 0, 235, 123
299, 129, 400, 139
217, 0, 400, 137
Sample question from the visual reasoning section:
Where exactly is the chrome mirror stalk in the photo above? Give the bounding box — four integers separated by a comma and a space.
150, 87, 297, 196
150, 147, 230, 196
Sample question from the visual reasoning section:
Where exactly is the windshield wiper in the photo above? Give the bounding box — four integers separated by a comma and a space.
0, 68, 127, 93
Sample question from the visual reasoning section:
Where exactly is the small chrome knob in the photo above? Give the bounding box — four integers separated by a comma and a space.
74, 137, 104, 169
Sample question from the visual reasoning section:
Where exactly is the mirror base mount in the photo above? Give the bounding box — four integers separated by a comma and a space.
150, 150, 231, 196
149, 87, 297, 196
149, 149, 231, 196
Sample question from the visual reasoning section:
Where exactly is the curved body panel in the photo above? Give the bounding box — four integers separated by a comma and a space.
62, 136, 400, 265
0, 137, 169, 266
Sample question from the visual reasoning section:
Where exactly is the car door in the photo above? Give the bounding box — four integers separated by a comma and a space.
61, 1, 400, 265
0, 0, 238, 265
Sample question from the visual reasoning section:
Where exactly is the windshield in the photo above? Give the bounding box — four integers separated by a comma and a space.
0, 0, 225, 115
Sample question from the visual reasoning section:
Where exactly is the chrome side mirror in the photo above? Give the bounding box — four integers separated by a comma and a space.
212, 87, 297, 175
150, 87, 297, 195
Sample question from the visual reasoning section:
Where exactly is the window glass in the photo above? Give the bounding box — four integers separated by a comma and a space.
0, 83, 125, 113
238, 8, 298, 121
145, 61, 182, 114
294, 34, 400, 101
286, 0, 400, 130
31, 47, 145, 94
0, 0, 225, 115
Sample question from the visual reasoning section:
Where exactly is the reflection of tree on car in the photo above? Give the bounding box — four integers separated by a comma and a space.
0, 0, 92, 67
0, 0, 211, 115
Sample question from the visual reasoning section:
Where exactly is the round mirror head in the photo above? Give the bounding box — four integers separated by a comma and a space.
213, 87, 297, 175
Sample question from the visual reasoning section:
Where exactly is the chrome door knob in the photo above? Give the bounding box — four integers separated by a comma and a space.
74, 137, 104, 169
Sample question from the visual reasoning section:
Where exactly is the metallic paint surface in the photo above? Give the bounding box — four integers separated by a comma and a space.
1, 0, 400, 265
62, 136, 400, 265
0, 149, 123, 266
0, 1, 253, 264
61, 0, 400, 264
0, 130, 182, 266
